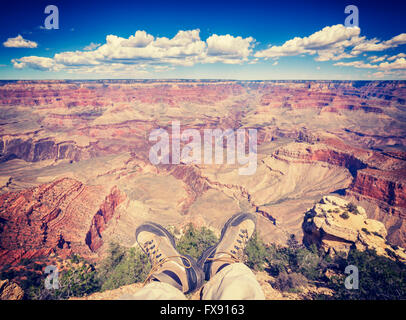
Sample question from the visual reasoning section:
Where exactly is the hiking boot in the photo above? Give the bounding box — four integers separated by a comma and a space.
197, 213, 256, 280
136, 221, 204, 294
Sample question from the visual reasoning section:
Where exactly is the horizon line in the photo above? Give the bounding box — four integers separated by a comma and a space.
0, 79, 405, 82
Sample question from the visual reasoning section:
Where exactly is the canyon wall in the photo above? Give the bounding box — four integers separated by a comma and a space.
0, 80, 405, 265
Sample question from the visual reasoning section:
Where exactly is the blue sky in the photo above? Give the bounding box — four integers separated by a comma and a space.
0, 0, 405, 80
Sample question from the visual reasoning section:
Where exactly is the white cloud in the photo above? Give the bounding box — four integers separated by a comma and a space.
334, 60, 378, 69
255, 25, 362, 61
351, 39, 390, 54
12, 29, 256, 73
3, 35, 38, 48
334, 57, 406, 71
254, 24, 406, 67
9, 26, 405, 76
370, 70, 406, 78
206, 34, 254, 63
379, 58, 406, 71
11, 56, 59, 71
368, 55, 387, 63
122, 30, 154, 48
351, 33, 406, 55
370, 71, 386, 78
83, 42, 101, 51
388, 53, 406, 61
386, 33, 406, 46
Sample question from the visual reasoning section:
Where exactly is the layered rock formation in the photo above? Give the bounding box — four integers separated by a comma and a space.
349, 169, 406, 214
303, 196, 406, 262
0, 80, 405, 266
0, 279, 24, 300
0, 178, 125, 265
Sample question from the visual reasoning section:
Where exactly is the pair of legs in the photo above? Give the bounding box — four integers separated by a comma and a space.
124, 213, 265, 300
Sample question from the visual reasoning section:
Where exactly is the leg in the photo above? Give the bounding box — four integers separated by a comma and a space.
201, 263, 265, 300
120, 282, 187, 300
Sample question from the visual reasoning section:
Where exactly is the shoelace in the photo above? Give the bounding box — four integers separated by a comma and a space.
207, 229, 249, 264
142, 239, 192, 286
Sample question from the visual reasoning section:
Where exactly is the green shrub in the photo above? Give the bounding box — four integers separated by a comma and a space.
319, 248, 406, 300
176, 224, 218, 260
7, 222, 405, 300
346, 203, 359, 214
70, 253, 81, 264
287, 234, 301, 251
102, 242, 126, 271
340, 212, 350, 219
295, 247, 321, 280
266, 244, 290, 276
53, 264, 100, 299
272, 271, 308, 292
25, 258, 100, 300
20, 270, 43, 292
98, 244, 151, 291
245, 232, 269, 271
98, 225, 216, 292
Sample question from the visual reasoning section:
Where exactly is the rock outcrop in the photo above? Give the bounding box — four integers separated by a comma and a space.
85, 186, 126, 252
0, 178, 124, 266
303, 196, 406, 262
0, 279, 24, 300
349, 169, 406, 213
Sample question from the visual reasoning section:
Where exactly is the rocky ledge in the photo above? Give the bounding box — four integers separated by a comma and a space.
303, 196, 406, 262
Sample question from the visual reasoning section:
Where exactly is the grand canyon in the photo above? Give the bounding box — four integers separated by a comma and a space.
0, 79, 405, 273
